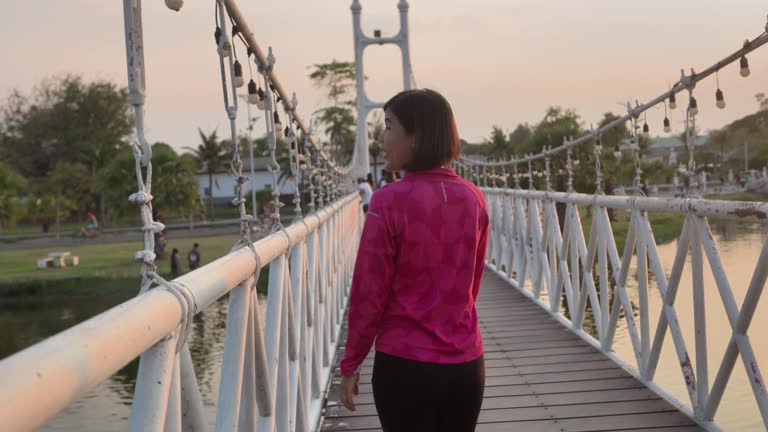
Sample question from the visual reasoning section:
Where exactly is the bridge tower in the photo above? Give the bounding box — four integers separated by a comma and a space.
350, 0, 414, 178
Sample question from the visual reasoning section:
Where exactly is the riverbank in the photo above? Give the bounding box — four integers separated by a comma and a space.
0, 233, 269, 298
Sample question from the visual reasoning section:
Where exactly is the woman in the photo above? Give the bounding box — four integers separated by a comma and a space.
340, 89, 489, 431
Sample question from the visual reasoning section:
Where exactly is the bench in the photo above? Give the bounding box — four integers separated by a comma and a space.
37, 252, 80, 269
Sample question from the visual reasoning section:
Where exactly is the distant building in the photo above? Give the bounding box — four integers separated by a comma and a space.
195, 157, 294, 204
194, 157, 389, 203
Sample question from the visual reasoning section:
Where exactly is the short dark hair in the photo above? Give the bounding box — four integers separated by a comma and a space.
383, 89, 461, 172
194, 243, 199, 248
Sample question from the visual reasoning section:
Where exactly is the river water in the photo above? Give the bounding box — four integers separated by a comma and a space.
611, 221, 768, 431
0, 221, 765, 430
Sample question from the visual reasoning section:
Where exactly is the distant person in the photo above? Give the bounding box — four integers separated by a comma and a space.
86, 212, 98, 230
366, 173, 375, 189
379, 170, 396, 188
188, 243, 201, 271
358, 178, 373, 213
80, 212, 99, 237
170, 248, 181, 278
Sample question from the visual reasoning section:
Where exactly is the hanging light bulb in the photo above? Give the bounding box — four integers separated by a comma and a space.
284, 126, 291, 139
642, 122, 650, 137
668, 93, 677, 110
629, 136, 638, 151
573, 158, 580, 167
689, 96, 699, 116
595, 135, 602, 153
715, 88, 726, 109
274, 112, 283, 133
165, 0, 183, 11
234, 61, 244, 88
663, 116, 671, 133
740, 55, 751, 77
247, 79, 258, 104
217, 36, 231, 58
613, 144, 621, 158
256, 88, 265, 110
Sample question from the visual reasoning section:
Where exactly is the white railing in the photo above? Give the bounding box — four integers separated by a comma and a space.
0, 192, 362, 432
482, 187, 768, 431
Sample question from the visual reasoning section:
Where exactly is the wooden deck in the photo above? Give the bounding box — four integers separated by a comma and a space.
320, 269, 705, 432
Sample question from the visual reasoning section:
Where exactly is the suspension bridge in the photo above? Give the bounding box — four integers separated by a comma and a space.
1, 1, 767, 431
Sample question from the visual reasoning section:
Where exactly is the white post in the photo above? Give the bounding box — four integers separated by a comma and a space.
350, 0, 413, 178
745, 141, 749, 173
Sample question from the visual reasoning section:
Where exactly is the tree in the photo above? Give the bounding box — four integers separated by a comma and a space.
483, 126, 511, 159
0, 161, 27, 230
308, 60, 357, 164
99, 143, 201, 221
0, 75, 133, 226
756, 93, 768, 112
527, 107, 586, 192
47, 161, 91, 238
528, 107, 584, 155
508, 124, 532, 154
184, 129, 229, 219
25, 194, 75, 234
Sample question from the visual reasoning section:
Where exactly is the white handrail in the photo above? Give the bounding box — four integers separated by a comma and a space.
482, 187, 768, 431
0, 193, 363, 432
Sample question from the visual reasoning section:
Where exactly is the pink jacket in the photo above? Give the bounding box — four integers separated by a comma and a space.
340, 167, 489, 376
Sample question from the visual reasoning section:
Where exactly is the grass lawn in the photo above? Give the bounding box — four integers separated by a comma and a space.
0, 232, 271, 297
579, 207, 684, 253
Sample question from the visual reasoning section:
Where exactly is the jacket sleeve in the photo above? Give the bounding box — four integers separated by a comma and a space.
472, 202, 490, 301
339, 194, 396, 376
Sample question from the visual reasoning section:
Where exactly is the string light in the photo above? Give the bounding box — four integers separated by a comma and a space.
642, 112, 650, 137
688, 95, 699, 116
257, 87, 266, 110
613, 144, 621, 158
668, 92, 677, 110
740, 41, 751, 77
715, 68, 726, 109
247, 79, 258, 104
234, 61, 244, 88
663, 100, 671, 133
165, 0, 183, 11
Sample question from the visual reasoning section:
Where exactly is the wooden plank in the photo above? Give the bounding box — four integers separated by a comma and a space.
324, 388, 662, 417
319, 269, 704, 431
474, 412, 696, 431
323, 401, 685, 431
477, 399, 679, 423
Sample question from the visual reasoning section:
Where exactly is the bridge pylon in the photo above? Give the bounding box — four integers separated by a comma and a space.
349, 0, 414, 178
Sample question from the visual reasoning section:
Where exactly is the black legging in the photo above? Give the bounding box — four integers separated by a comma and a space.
371, 351, 485, 432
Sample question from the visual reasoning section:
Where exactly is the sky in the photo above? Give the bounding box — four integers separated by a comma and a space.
2, 0, 768, 153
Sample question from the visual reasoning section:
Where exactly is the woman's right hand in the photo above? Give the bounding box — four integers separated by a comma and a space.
340, 371, 361, 412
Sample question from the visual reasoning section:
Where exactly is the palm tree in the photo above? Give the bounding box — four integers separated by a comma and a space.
184, 129, 228, 220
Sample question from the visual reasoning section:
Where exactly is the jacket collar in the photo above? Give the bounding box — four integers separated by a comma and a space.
403, 167, 458, 179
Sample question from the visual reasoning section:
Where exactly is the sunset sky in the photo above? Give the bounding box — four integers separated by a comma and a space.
2, 1, 768, 153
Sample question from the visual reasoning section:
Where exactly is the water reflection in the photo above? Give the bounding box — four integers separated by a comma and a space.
0, 292, 266, 431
